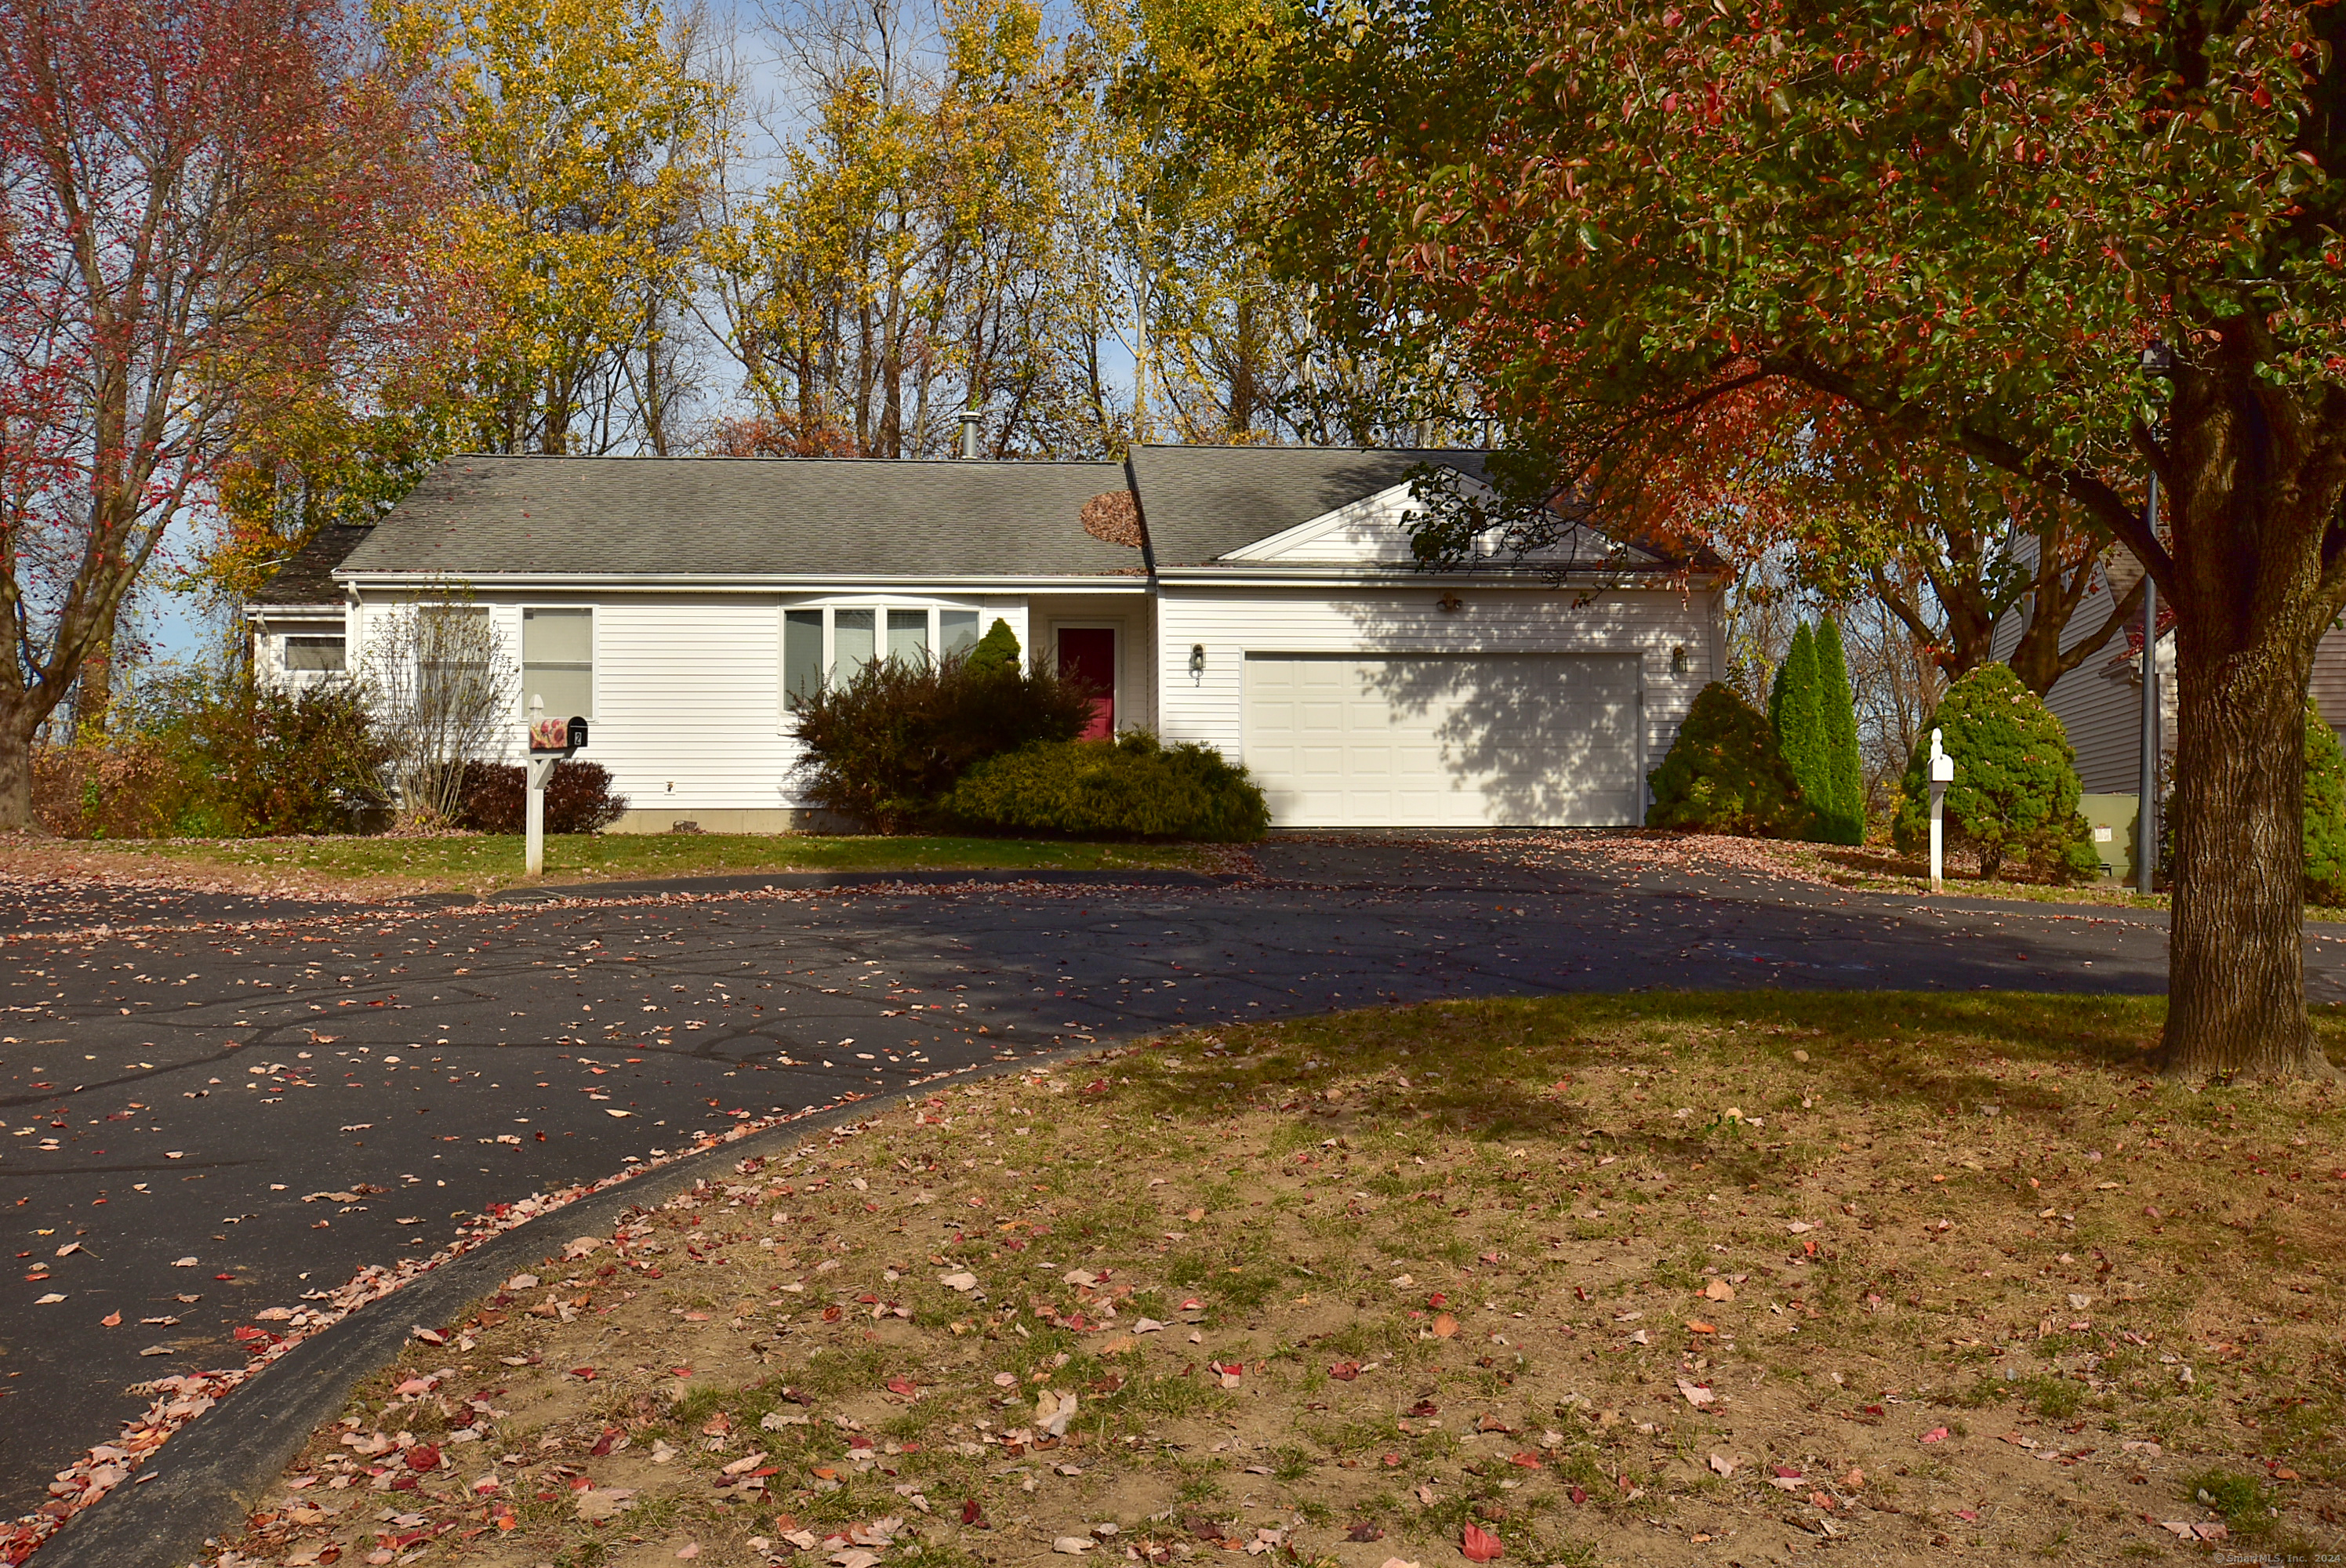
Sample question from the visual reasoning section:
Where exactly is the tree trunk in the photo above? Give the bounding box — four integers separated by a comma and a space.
2162, 600, 2331, 1077
0, 696, 39, 832
2154, 335, 2346, 1080
71, 633, 112, 736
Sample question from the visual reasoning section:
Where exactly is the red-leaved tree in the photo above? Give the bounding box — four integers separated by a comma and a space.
1197, 0, 2346, 1077
0, 0, 457, 826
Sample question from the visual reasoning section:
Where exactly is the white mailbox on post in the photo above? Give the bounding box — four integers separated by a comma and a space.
1927, 728, 1955, 894
525, 697, 590, 878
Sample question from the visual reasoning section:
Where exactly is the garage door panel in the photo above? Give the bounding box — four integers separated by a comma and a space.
1242, 652, 1640, 828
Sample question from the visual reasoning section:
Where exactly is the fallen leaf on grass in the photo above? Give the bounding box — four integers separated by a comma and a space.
1346, 1523, 1384, 1542
1460, 1524, 1503, 1562
1707, 1454, 1737, 1477
1919, 1427, 1949, 1444
1701, 1277, 1735, 1302
574, 1487, 634, 1521
1676, 1379, 1715, 1407
1052, 1537, 1097, 1554
1430, 1313, 1458, 1338
939, 1272, 977, 1292
1328, 1360, 1360, 1381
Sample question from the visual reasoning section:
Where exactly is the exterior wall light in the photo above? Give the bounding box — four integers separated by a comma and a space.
1671, 644, 1690, 675
1189, 643, 1206, 677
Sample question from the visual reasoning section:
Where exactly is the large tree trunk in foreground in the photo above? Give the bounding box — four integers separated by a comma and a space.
2165, 612, 2330, 1076
2155, 333, 2346, 1080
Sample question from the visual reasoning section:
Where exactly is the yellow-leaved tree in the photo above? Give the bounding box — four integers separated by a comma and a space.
386, 0, 727, 455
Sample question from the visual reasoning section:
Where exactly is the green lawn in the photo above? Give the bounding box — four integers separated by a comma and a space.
135, 831, 1229, 895
224, 989, 2346, 1568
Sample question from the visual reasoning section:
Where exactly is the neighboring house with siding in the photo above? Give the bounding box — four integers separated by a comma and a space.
2006, 549, 2346, 876
249, 445, 1725, 832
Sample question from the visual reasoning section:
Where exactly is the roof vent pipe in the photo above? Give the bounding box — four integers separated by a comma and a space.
957, 408, 984, 459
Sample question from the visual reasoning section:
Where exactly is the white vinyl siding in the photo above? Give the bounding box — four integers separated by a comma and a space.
522, 607, 594, 719
1243, 652, 1643, 827
1157, 585, 1715, 826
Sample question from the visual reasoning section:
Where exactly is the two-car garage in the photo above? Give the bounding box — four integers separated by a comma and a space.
1239, 652, 1646, 828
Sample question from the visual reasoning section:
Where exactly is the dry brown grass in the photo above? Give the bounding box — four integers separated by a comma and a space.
208, 993, 2346, 1568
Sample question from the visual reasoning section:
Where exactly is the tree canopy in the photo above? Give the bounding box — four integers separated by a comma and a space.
1200, 0, 2346, 1077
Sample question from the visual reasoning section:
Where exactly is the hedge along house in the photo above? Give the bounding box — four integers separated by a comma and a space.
289, 446, 1725, 832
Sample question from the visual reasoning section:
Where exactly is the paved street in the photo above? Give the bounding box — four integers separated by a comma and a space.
5, 836, 2341, 1515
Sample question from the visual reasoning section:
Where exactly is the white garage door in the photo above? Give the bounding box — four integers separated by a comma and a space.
1242, 653, 1643, 828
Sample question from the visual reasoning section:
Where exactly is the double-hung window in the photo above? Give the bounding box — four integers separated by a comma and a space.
523, 607, 593, 718
783, 605, 989, 714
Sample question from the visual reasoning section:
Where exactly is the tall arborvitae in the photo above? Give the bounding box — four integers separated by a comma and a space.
1812, 618, 1866, 844
1770, 622, 1827, 839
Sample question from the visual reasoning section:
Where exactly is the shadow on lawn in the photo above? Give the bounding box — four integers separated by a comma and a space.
1118, 989, 2346, 1188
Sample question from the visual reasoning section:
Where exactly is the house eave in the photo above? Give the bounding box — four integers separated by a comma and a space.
1152, 564, 1723, 590
334, 572, 1153, 593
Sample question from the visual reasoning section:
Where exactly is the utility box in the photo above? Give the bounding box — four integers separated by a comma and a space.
2079, 793, 2141, 884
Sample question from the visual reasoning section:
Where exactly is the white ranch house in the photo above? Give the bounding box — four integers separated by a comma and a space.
246, 446, 1725, 832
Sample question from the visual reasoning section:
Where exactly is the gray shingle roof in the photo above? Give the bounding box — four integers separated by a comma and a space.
338, 455, 1142, 579
1124, 445, 1493, 568
251, 523, 372, 606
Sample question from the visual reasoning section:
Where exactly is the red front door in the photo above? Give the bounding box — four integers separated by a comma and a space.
1058, 627, 1116, 739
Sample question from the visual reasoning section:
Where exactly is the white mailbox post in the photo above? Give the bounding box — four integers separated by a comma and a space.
525, 697, 590, 879
1927, 728, 1956, 894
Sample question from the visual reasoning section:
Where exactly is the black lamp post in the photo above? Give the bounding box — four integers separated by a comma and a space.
2137, 340, 2177, 894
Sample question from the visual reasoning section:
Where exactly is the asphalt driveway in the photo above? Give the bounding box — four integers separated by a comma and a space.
5, 834, 2340, 1517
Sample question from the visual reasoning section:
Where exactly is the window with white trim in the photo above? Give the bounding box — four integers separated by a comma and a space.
523, 607, 593, 718
782, 604, 990, 714
282, 634, 346, 673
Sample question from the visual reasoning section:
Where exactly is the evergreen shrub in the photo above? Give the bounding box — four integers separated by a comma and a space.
1812, 619, 1867, 844
939, 731, 1270, 841
1646, 682, 1811, 837
1892, 663, 2098, 882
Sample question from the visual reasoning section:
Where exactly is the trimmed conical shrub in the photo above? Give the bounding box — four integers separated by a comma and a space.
1812, 619, 1865, 844
1646, 682, 1812, 837
1770, 623, 1835, 843
1891, 663, 2097, 882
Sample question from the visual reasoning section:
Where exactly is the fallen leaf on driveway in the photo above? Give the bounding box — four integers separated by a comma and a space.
605, 1109, 632, 1117
34, 1293, 64, 1305
100, 1311, 120, 1327
171, 1257, 197, 1268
